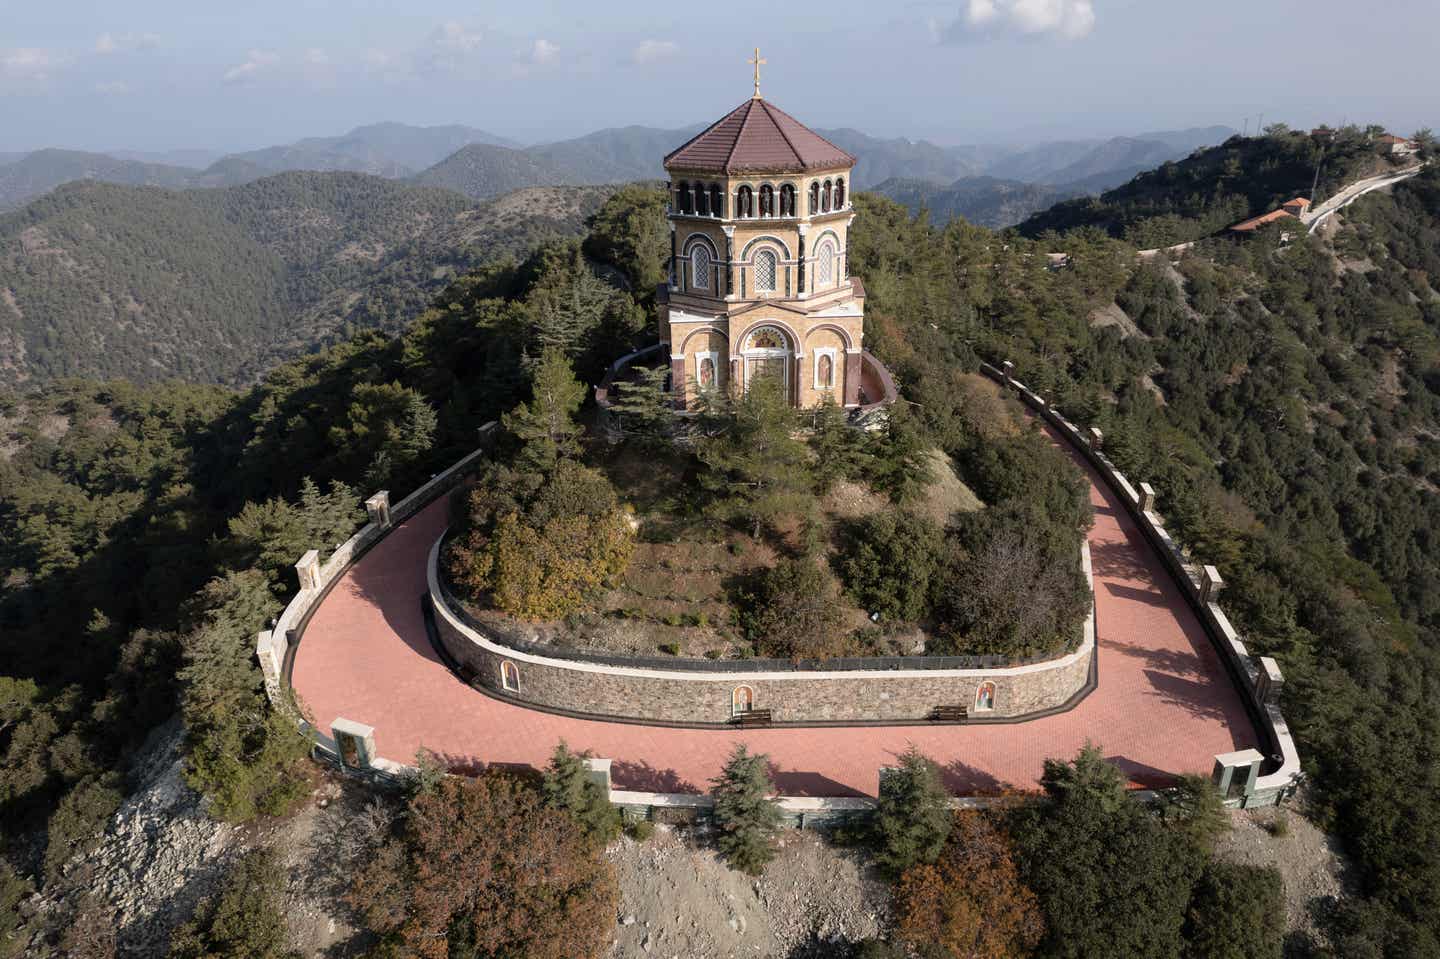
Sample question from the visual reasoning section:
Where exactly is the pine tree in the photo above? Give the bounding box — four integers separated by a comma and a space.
873, 746, 953, 876
608, 365, 674, 443
809, 396, 869, 494
697, 377, 813, 538
542, 741, 621, 844
865, 401, 934, 504
710, 744, 782, 875
503, 347, 587, 474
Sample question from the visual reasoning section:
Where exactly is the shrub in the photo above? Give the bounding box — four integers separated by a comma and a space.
542, 742, 621, 845
168, 849, 296, 959
839, 509, 945, 622
449, 460, 635, 621
1182, 862, 1284, 959
873, 747, 953, 876
658, 642, 680, 655
895, 810, 1044, 959
349, 772, 618, 959
627, 819, 656, 841
738, 557, 847, 660
710, 744, 782, 875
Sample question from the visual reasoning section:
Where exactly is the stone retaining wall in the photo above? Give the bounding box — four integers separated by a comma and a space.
979, 360, 1301, 807
427, 535, 1095, 726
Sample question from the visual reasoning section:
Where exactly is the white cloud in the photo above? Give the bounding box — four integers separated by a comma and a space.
223, 49, 279, 84
1, 48, 56, 81
416, 21, 485, 74
632, 39, 679, 65
94, 79, 131, 95
941, 0, 1095, 41
95, 32, 160, 54
304, 48, 330, 66
529, 38, 560, 65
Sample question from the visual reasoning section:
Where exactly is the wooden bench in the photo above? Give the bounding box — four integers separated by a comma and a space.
931, 705, 968, 723
736, 709, 773, 728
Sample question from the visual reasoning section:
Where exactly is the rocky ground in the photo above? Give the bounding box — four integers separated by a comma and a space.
605, 825, 888, 959
1213, 790, 1354, 953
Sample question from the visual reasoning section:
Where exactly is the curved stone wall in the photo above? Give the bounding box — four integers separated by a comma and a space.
427, 536, 1095, 726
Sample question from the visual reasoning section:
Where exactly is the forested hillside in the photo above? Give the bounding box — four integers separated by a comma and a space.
871, 175, 1081, 228
4, 146, 1440, 955
0, 174, 615, 385
0, 150, 198, 211
1018, 125, 1420, 247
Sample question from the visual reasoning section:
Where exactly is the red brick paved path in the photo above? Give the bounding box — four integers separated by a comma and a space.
292, 439, 1260, 797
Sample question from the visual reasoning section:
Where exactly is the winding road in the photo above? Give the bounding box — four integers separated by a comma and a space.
291, 432, 1261, 798
1305, 163, 1425, 234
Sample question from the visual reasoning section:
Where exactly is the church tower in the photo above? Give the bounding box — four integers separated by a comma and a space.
658, 52, 871, 411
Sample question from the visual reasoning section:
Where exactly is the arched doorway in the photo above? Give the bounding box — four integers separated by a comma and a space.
742, 325, 793, 399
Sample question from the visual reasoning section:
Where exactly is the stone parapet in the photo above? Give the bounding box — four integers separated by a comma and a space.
427, 535, 1095, 726
979, 360, 1301, 807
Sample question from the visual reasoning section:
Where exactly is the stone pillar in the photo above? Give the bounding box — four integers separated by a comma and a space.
1256, 657, 1285, 706
1001, 360, 1015, 385
331, 718, 377, 769
796, 224, 808, 295
668, 223, 677, 289
793, 355, 804, 407
1088, 427, 1104, 450
583, 757, 613, 800
1200, 565, 1224, 604
255, 630, 282, 700
365, 491, 392, 529
670, 354, 686, 410
844, 351, 862, 407
1211, 749, 1265, 800
295, 549, 321, 592
723, 226, 735, 298
1138, 482, 1156, 513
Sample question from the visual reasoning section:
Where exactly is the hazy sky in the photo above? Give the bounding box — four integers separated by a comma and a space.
3, 0, 1437, 154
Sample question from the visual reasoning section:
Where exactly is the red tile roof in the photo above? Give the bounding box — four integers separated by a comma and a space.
664, 98, 855, 175
1230, 208, 1296, 232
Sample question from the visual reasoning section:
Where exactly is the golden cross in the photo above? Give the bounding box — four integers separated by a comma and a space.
749, 47, 766, 99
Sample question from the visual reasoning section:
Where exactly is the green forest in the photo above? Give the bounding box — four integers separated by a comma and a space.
2, 125, 1440, 956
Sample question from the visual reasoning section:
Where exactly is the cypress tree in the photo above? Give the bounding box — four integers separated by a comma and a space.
873, 746, 953, 876
542, 741, 621, 844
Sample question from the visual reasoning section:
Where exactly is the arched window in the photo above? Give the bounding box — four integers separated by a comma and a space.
834, 177, 846, 209
822, 180, 832, 213
737, 185, 753, 219
759, 184, 774, 217
974, 681, 996, 712
809, 181, 820, 215
780, 183, 795, 217
753, 249, 777, 292
696, 183, 710, 217
732, 685, 754, 715
815, 237, 835, 288
691, 244, 711, 292
709, 183, 722, 217
501, 660, 520, 692
678, 182, 693, 215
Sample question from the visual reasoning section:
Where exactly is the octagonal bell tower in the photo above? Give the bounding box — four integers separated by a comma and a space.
659, 54, 870, 411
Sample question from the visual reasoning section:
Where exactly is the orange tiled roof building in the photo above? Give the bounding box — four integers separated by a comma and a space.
657, 55, 885, 411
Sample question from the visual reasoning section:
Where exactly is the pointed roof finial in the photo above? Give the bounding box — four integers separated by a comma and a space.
748, 47, 766, 99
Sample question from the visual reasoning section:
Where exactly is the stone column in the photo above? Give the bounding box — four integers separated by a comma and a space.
1138, 482, 1156, 513
295, 550, 321, 592
670, 354, 686, 410
1200, 565, 1224, 604
723, 226, 736, 298
793, 355, 804, 407
1088, 427, 1104, 450
1256, 657, 1285, 706
796, 223, 808, 295
365, 491, 392, 529
844, 351, 862, 407
331, 718, 377, 769
668, 223, 677, 289
1002, 360, 1015, 385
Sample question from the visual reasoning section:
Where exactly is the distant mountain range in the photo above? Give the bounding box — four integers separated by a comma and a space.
870, 176, 1087, 229
0, 121, 1236, 225
0, 172, 615, 386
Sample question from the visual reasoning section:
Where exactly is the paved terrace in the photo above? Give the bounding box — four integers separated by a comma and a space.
291, 436, 1262, 797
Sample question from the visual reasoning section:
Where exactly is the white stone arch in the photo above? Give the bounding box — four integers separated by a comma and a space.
737, 320, 800, 398
740, 234, 793, 260
812, 229, 841, 289
501, 659, 520, 692
732, 685, 754, 715
803, 322, 856, 353
678, 325, 729, 355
